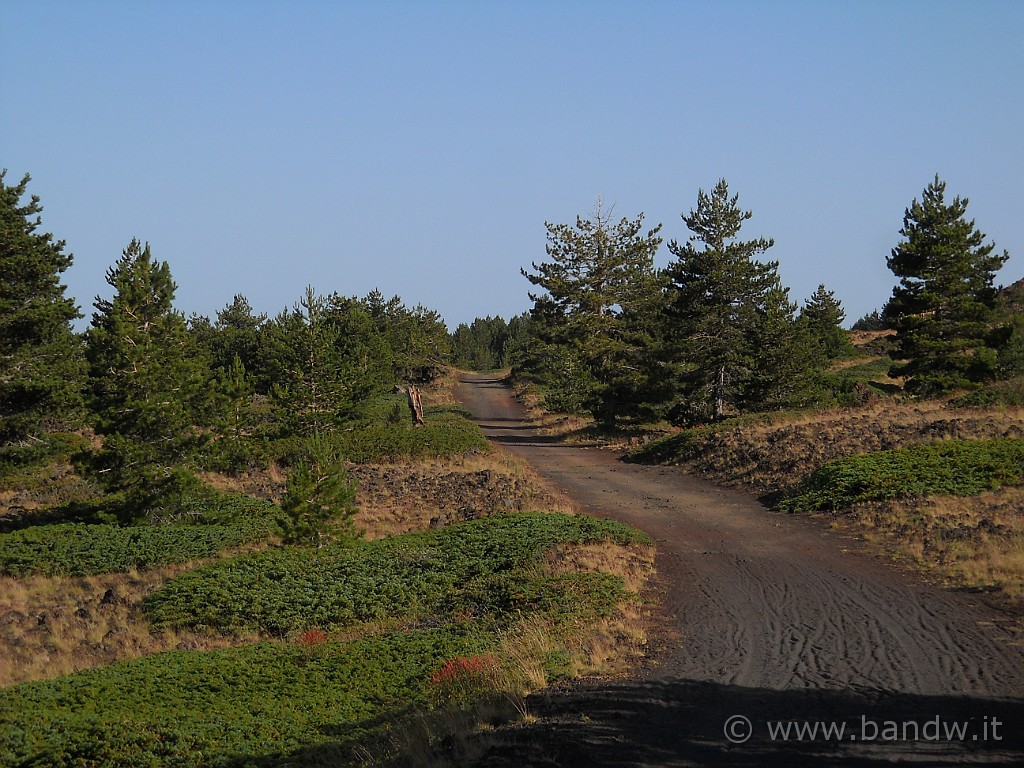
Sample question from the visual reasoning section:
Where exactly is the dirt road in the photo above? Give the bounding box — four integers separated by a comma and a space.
455, 373, 1024, 766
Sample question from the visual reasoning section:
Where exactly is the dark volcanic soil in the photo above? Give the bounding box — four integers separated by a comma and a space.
455, 373, 1024, 766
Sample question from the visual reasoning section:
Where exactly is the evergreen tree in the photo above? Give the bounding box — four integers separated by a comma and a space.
886, 175, 1009, 396
364, 290, 450, 384
0, 171, 84, 455
210, 295, 267, 386
327, 293, 394, 398
800, 284, 854, 359
664, 179, 815, 422
748, 285, 825, 410
851, 308, 888, 332
450, 316, 513, 371
521, 201, 664, 426
502, 312, 534, 369
281, 431, 358, 547
994, 282, 1024, 378
85, 239, 206, 506
267, 287, 377, 434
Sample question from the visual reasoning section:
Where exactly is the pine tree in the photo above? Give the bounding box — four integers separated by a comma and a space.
851, 308, 888, 332
267, 287, 366, 434
800, 284, 853, 359
665, 179, 815, 422
886, 176, 1009, 396
0, 171, 84, 456
521, 200, 664, 426
281, 431, 358, 547
85, 239, 206, 506
207, 294, 268, 388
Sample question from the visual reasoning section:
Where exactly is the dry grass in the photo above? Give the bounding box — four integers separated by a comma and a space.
848, 329, 894, 346
0, 563, 262, 686
843, 487, 1024, 598
352, 452, 576, 539
649, 399, 1024, 497
510, 377, 596, 439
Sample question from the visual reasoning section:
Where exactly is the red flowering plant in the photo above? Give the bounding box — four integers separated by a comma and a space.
297, 628, 327, 648
427, 653, 503, 705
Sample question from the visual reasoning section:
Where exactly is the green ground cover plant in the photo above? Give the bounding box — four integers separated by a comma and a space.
0, 513, 649, 766
777, 438, 1024, 512
0, 627, 490, 767
333, 403, 489, 463
949, 378, 1024, 409
145, 512, 647, 634
623, 424, 716, 465
0, 493, 280, 576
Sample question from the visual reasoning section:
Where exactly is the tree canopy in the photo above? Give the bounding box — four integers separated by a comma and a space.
0, 171, 83, 455
521, 201, 664, 425
886, 175, 1009, 396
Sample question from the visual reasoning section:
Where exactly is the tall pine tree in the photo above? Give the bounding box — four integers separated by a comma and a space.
85, 239, 206, 508
0, 172, 84, 456
886, 175, 1009, 396
664, 179, 816, 422
521, 201, 664, 426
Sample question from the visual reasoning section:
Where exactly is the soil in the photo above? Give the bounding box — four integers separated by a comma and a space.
455, 373, 1024, 766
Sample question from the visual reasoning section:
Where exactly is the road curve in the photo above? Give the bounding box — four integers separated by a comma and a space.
455, 373, 1024, 766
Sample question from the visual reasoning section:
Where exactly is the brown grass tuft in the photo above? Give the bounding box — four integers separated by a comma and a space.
0, 563, 263, 687
842, 487, 1024, 598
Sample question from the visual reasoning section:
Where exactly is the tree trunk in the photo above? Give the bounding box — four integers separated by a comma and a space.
714, 366, 726, 420
398, 385, 425, 426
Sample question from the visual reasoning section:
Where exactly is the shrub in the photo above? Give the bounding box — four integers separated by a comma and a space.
949, 378, 1024, 409
0, 493, 281, 576
333, 405, 488, 463
0, 628, 491, 767
777, 438, 1024, 512
144, 513, 648, 634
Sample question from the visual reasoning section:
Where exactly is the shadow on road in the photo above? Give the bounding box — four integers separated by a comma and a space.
475, 677, 1024, 766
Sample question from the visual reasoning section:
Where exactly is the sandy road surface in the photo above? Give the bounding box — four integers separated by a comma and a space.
455, 374, 1024, 766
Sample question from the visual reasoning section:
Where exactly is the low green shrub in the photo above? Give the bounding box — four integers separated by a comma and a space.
777, 438, 1024, 512
835, 356, 894, 384
145, 512, 648, 634
949, 378, 1024, 409
0, 627, 490, 768
332, 404, 488, 463
0, 494, 281, 576
0, 513, 650, 767
623, 425, 714, 465
266, 402, 488, 466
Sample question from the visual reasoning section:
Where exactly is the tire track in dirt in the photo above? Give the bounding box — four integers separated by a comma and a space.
456, 373, 1024, 765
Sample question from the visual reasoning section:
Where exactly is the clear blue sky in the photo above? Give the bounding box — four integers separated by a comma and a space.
3, 1, 1022, 330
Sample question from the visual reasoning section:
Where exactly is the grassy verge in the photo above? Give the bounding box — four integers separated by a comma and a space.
777, 438, 1024, 512
847, 488, 1024, 599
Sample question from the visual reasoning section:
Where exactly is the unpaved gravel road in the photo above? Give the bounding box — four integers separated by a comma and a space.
455, 373, 1024, 766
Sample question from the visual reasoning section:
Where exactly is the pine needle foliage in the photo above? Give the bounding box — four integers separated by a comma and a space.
0, 171, 84, 457
886, 175, 1009, 396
